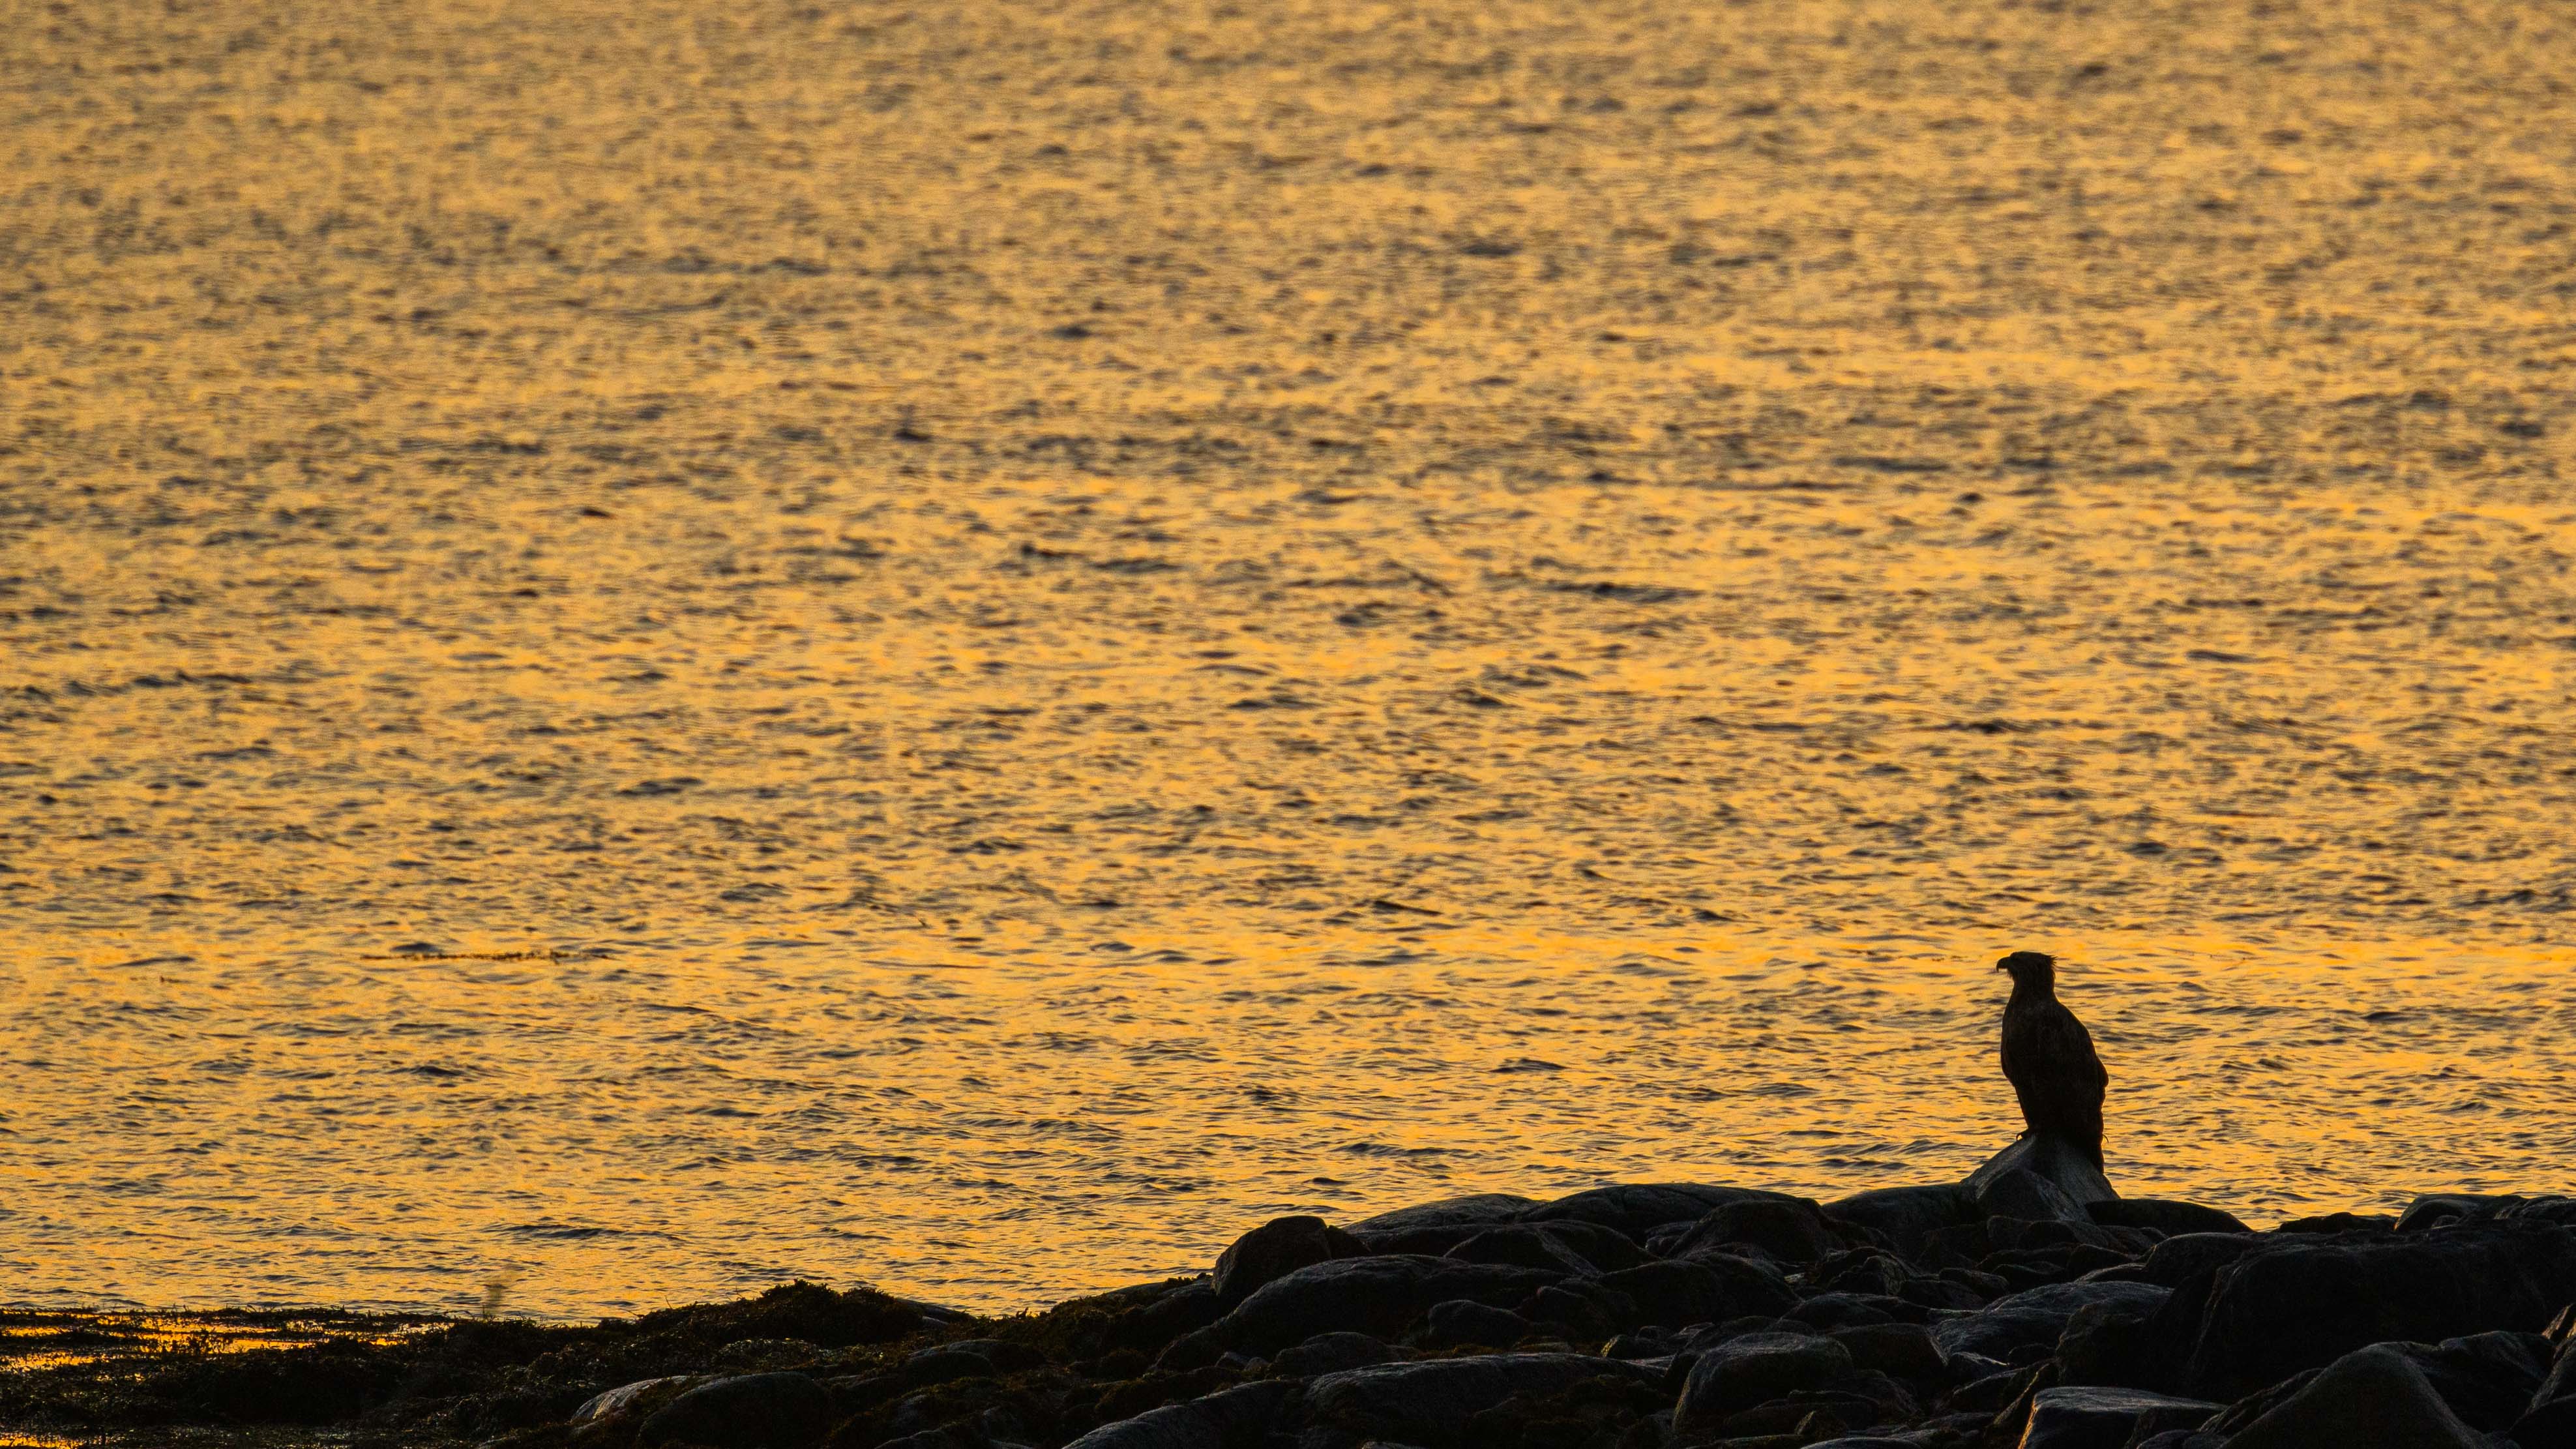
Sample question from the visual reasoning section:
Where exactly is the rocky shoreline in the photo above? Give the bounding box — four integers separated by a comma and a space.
7, 1141, 2574, 1448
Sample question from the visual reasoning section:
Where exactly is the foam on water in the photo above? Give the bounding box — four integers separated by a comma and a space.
2, 0, 2572, 1317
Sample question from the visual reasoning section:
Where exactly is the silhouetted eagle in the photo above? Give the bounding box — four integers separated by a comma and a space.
1997, 950, 2109, 1165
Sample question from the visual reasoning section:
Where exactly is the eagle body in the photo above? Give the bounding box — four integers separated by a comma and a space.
1996, 951, 2109, 1166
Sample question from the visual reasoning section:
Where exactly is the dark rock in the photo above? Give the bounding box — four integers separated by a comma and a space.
1672, 1332, 1854, 1435
1895, 1274, 1991, 1313
1964, 1137, 2114, 1223
1946, 1362, 2042, 1412
1104, 1280, 1226, 1357
1518, 1281, 1625, 1339
1708, 1384, 1892, 1439
1669, 1197, 1863, 1267
1599, 1256, 1796, 1329
2528, 1319, 2576, 1415
1267, 1332, 1397, 1378
2133, 1231, 2264, 1287
1808, 1248, 1914, 1298
1206, 1255, 1563, 1355
1211, 1216, 1367, 1312
872, 1418, 1029, 1449
1059, 1379, 1300, 1449
2055, 1298, 2167, 1388
2223, 1344, 2489, 1449
912, 1338, 1048, 1376
1347, 1194, 1537, 1235
2273, 1211, 2394, 1234
1522, 1184, 1811, 1240
2088, 1199, 2247, 1236
1425, 1299, 1533, 1349
1540, 1219, 1652, 1273
574, 1375, 687, 1423
640, 1372, 836, 1449
2395, 1331, 2551, 1429
2177, 1223, 2576, 1400
820, 1370, 908, 1418
1828, 1323, 1944, 1383
1824, 1366, 1918, 1422
1929, 1281, 2170, 1365
2512, 1395, 2576, 1448
2503, 1199, 2576, 1231
2017, 1386, 2220, 1448
1351, 1197, 1544, 1258
1824, 1185, 1979, 1259
1980, 1242, 2135, 1291
1457, 1366, 1674, 1449
1781, 1293, 1906, 1332
1939, 1265, 2009, 1300
2399, 1194, 2528, 1233
1305, 1352, 1648, 1448
1443, 1225, 1607, 1276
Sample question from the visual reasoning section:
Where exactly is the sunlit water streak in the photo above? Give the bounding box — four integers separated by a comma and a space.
3, 0, 2573, 1317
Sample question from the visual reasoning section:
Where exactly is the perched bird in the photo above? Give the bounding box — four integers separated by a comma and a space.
1996, 950, 2109, 1166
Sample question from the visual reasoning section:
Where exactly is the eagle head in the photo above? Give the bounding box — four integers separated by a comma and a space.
1996, 950, 2058, 987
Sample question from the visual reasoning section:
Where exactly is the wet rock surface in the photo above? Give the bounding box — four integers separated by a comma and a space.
9, 1163, 2576, 1448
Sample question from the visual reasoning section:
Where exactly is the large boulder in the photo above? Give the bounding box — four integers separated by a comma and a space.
2174, 1223, 2576, 1400
1442, 1223, 1632, 1276
1348, 1194, 1537, 1255
1211, 1216, 1366, 1311
2019, 1386, 2221, 1449
2393, 1331, 2551, 1430
2223, 1344, 2490, 1449
640, 1373, 836, 1449
1347, 1194, 1536, 1235
2514, 1328, 2576, 1444
1668, 1197, 1865, 1266
1826, 1322, 1946, 1383
1521, 1184, 1808, 1240
1061, 1380, 1301, 1449
1202, 1255, 1563, 1354
2397, 1194, 2530, 1232
1267, 1332, 1399, 1378
1929, 1280, 2170, 1364
1670, 1332, 1853, 1437
1596, 1255, 1796, 1328
2133, 1231, 2265, 1287
1303, 1352, 1650, 1448
1423, 1298, 1533, 1349
1964, 1135, 2115, 1222
2089, 1199, 2249, 1236
1824, 1184, 1979, 1259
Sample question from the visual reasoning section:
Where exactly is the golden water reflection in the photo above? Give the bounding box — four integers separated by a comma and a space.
2, 0, 2572, 1315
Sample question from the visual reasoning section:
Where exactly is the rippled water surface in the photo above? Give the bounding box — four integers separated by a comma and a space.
4, 0, 2574, 1318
